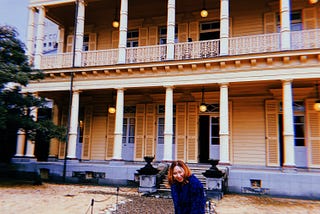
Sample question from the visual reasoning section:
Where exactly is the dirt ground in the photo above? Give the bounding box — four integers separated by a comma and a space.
1, 181, 320, 214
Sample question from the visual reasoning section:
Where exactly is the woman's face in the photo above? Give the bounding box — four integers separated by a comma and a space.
173, 165, 185, 183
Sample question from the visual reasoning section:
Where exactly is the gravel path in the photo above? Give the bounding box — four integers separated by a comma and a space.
1, 181, 320, 214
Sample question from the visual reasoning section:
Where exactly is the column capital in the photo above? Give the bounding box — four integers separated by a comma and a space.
219, 82, 229, 87
73, 90, 82, 94
281, 79, 293, 83
28, 6, 37, 12
36, 5, 45, 11
163, 84, 174, 89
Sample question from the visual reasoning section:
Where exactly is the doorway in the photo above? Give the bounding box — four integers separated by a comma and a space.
199, 115, 210, 163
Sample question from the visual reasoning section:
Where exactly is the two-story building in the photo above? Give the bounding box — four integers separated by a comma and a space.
13, 0, 320, 198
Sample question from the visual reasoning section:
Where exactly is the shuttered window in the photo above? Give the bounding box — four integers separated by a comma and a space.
82, 106, 93, 160
265, 100, 280, 166
306, 99, 320, 167
134, 104, 156, 160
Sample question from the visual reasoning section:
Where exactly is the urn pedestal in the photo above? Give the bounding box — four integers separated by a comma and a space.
137, 156, 159, 193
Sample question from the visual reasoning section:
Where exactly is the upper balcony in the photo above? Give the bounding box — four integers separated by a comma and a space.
40, 29, 320, 69
28, 0, 320, 70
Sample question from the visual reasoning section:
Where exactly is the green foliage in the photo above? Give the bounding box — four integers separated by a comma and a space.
0, 25, 66, 161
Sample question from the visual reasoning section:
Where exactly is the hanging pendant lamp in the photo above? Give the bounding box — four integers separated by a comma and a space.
199, 87, 207, 112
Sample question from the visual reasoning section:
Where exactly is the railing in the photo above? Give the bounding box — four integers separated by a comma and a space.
229, 33, 280, 55
126, 44, 167, 63
41, 52, 73, 69
82, 49, 118, 66
291, 29, 320, 50
175, 40, 220, 60
39, 29, 320, 69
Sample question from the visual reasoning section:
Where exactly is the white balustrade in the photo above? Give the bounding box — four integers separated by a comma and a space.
291, 29, 320, 50
229, 33, 281, 55
174, 40, 220, 60
38, 29, 320, 70
126, 44, 167, 63
41, 53, 73, 69
82, 49, 118, 66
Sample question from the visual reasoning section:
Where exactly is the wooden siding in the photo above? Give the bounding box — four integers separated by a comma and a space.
231, 0, 266, 36
232, 98, 266, 165
96, 29, 112, 50
90, 116, 106, 160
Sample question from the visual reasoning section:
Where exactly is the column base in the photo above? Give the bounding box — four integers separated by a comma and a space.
281, 165, 297, 173
218, 162, 231, 166
109, 159, 125, 166
11, 157, 37, 163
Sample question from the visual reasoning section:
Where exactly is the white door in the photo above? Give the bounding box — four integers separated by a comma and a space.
294, 115, 307, 167
122, 117, 135, 161
209, 116, 220, 160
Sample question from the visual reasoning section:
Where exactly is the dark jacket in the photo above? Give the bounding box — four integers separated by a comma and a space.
171, 174, 206, 214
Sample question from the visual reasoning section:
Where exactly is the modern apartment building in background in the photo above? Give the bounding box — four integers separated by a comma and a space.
11, 0, 320, 199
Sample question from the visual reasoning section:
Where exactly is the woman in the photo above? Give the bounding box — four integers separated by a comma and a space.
168, 160, 206, 214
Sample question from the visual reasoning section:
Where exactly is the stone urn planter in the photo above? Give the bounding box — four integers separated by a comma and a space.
202, 159, 226, 200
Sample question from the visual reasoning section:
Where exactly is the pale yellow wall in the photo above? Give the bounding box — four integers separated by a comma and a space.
230, 0, 267, 36
232, 97, 267, 166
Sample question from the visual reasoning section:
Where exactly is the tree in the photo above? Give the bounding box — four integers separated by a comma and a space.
0, 25, 66, 162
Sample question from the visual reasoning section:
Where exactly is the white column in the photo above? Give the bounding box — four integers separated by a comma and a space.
34, 6, 45, 69
15, 129, 26, 157
117, 0, 128, 64
163, 86, 174, 161
25, 106, 38, 157
57, 27, 65, 54
113, 88, 124, 160
219, 83, 230, 164
67, 90, 80, 159
74, 0, 85, 67
282, 80, 295, 167
26, 7, 36, 65
166, 0, 175, 60
220, 0, 229, 56
280, 0, 291, 50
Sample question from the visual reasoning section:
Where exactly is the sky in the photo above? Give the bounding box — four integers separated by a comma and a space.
0, 0, 29, 44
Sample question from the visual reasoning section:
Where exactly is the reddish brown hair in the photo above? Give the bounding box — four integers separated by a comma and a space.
167, 160, 192, 186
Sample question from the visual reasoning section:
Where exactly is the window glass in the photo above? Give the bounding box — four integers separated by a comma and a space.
200, 21, 220, 41
157, 117, 176, 144
159, 26, 178, 44
127, 30, 139, 47
277, 10, 302, 32
122, 117, 135, 144
82, 34, 89, 51
294, 115, 305, 146
210, 117, 220, 145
